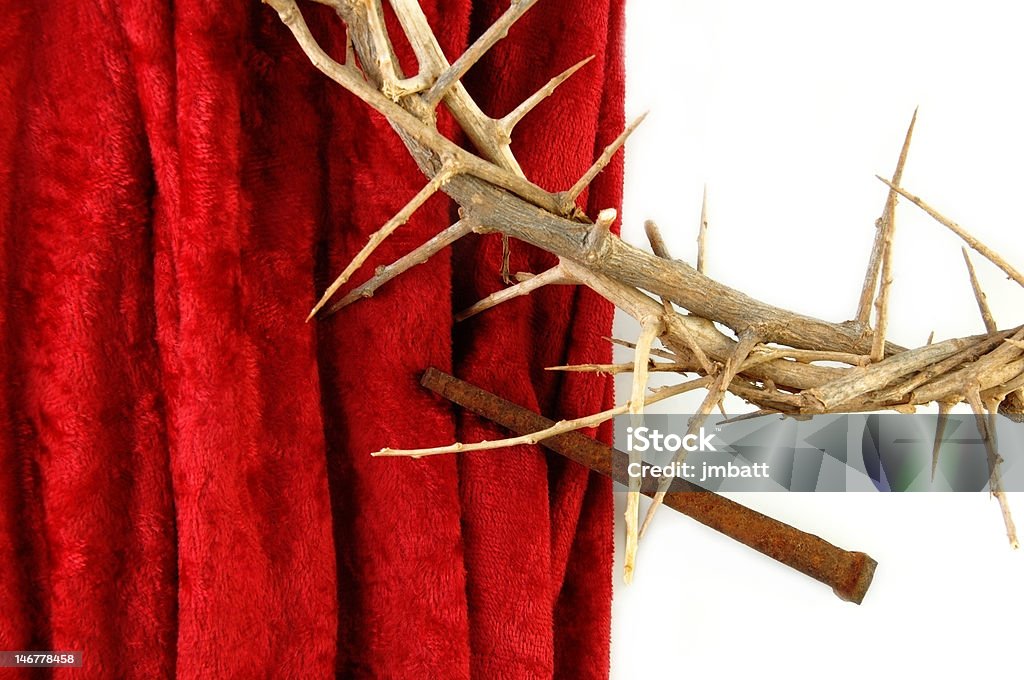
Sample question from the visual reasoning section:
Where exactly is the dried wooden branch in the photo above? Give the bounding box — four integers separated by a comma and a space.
423, 0, 541, 110
267, 0, 1024, 571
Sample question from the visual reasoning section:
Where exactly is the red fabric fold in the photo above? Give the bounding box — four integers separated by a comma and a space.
0, 0, 624, 677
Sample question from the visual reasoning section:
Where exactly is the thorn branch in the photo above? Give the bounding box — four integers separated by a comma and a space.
640, 329, 761, 537
325, 219, 474, 316
878, 177, 1024, 289
499, 56, 596, 139
456, 263, 573, 322
423, 0, 542, 107
962, 247, 998, 334
857, 108, 917, 325
560, 112, 648, 211
308, 162, 457, 320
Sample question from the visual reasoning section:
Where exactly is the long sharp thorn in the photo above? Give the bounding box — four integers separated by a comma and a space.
877, 176, 1024, 289
932, 401, 951, 482
697, 184, 709, 274
962, 247, 998, 334
455, 264, 571, 322
562, 112, 648, 209
967, 387, 1020, 549
499, 55, 596, 136
640, 330, 760, 537
325, 220, 472, 316
308, 165, 455, 321
856, 107, 917, 325
605, 336, 679, 361
423, 0, 542, 107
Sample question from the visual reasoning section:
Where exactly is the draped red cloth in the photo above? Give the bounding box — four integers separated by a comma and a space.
0, 0, 624, 677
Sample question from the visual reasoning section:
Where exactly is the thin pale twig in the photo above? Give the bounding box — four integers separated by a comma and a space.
424, 0, 542, 106
857, 108, 917, 325
326, 220, 473, 315
644, 219, 672, 260
372, 374, 714, 458
642, 220, 717, 375
870, 219, 895, 362
962, 247, 998, 333
625, 317, 663, 583
639, 329, 761, 537
966, 386, 1019, 549
878, 177, 1024, 289
561, 113, 648, 209
499, 56, 595, 138
545, 362, 690, 375
456, 263, 572, 322
931, 400, 952, 481
750, 346, 871, 367
308, 163, 457, 320
605, 336, 679, 362
868, 111, 917, 358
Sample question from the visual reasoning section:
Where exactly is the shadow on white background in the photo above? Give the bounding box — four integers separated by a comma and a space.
613, 2, 1024, 677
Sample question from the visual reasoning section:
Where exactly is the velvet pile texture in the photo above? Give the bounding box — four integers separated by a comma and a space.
0, 0, 624, 676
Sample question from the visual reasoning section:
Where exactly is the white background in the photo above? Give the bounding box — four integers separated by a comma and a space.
613, 2, 1024, 677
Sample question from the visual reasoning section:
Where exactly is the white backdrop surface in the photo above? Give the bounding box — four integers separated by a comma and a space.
612, 2, 1024, 677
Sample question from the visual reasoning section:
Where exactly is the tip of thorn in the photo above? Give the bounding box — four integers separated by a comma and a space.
305, 308, 318, 323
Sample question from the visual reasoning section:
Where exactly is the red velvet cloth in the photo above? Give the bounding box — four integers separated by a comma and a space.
0, 1, 624, 677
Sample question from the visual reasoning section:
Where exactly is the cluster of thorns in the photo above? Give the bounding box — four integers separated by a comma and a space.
267, 0, 1023, 580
